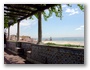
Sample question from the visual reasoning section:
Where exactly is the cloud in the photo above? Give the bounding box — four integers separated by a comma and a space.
75, 25, 84, 30
62, 5, 67, 8
6, 18, 37, 35
65, 8, 79, 15
75, 28, 82, 30
20, 19, 37, 26
20, 19, 37, 31
80, 25, 84, 28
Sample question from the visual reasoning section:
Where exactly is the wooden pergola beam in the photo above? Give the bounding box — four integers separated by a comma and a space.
4, 4, 37, 12
4, 14, 23, 18
4, 12, 28, 16
22, 4, 45, 9
18, 4, 39, 9
4, 8, 32, 15
4, 4, 57, 22
18, 4, 57, 21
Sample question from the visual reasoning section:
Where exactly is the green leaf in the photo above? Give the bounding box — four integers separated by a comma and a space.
77, 4, 84, 11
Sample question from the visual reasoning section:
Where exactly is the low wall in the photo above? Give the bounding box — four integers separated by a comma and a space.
6, 41, 17, 53
21, 42, 32, 55
6, 41, 84, 64
6, 41, 32, 55
27, 44, 84, 64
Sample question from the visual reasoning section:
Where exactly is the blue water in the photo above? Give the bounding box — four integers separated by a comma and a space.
35, 37, 84, 42
47, 37, 84, 41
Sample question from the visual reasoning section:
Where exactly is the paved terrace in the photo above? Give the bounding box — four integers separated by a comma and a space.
4, 49, 33, 64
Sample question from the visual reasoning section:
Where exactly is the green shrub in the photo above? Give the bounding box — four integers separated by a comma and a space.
45, 42, 84, 48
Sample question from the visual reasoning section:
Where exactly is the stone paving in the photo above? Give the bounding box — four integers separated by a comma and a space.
4, 49, 26, 64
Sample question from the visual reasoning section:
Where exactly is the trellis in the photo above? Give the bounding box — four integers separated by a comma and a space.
4, 4, 57, 44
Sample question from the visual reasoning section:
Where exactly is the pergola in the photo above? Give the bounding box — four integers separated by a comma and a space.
4, 4, 57, 44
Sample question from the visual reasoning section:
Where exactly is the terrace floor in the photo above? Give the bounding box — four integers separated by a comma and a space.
4, 49, 33, 64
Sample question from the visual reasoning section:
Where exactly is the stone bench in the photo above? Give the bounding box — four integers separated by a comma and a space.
26, 51, 31, 57
16, 47, 24, 55
7, 47, 24, 55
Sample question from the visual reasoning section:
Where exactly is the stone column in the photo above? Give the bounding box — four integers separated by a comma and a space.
37, 11, 42, 44
17, 21, 20, 41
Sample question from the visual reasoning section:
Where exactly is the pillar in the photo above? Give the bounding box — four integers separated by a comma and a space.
8, 26, 10, 40
17, 21, 20, 41
37, 11, 42, 44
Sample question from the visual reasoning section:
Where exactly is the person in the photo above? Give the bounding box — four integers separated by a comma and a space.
4, 33, 7, 49
50, 37, 52, 41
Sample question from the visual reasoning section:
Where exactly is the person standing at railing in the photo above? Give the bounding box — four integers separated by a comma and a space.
50, 37, 52, 41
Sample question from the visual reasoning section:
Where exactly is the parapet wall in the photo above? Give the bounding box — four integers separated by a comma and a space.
6, 41, 84, 64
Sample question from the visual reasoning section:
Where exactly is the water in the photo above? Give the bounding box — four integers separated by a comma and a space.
43, 37, 84, 46
42, 37, 84, 41
35, 37, 84, 42
34, 37, 84, 46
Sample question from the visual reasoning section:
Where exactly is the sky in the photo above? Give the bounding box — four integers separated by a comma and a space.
5, 4, 84, 38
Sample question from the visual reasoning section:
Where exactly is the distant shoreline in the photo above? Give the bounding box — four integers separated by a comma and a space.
42, 41, 84, 46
